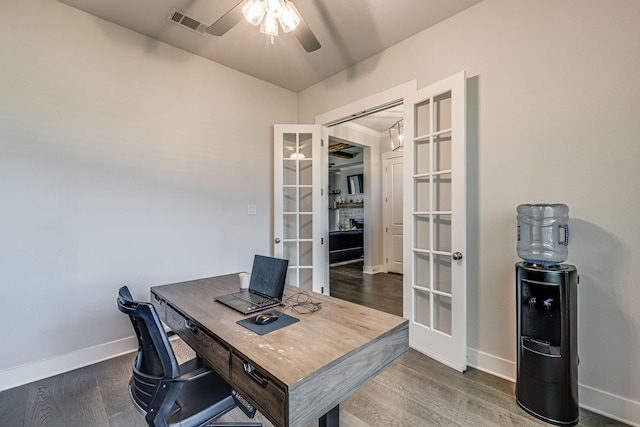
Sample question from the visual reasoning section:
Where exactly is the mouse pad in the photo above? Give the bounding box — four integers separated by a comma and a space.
237, 310, 299, 335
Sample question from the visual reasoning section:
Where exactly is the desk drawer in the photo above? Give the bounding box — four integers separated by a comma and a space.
231, 353, 286, 426
165, 305, 230, 379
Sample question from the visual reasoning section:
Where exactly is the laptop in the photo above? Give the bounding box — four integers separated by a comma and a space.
215, 255, 289, 314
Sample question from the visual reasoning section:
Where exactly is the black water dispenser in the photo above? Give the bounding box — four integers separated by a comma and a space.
516, 262, 578, 425
516, 204, 579, 426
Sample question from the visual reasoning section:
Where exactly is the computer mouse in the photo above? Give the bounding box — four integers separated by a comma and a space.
255, 312, 279, 325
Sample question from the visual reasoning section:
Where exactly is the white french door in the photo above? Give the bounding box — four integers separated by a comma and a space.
404, 71, 467, 372
383, 152, 404, 274
273, 125, 324, 293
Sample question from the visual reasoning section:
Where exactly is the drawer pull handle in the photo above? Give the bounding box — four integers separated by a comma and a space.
243, 362, 269, 388
185, 319, 198, 333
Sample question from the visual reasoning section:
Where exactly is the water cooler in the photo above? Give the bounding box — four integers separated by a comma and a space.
516, 204, 579, 426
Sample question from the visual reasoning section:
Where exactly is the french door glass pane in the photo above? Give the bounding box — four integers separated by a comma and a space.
299, 214, 312, 239
414, 289, 431, 328
299, 268, 313, 289
433, 294, 452, 335
283, 160, 296, 186
414, 177, 431, 212
299, 160, 313, 185
415, 100, 431, 136
299, 187, 313, 212
433, 132, 452, 171
415, 140, 430, 175
299, 241, 313, 266
285, 269, 296, 287
415, 253, 430, 288
433, 214, 452, 252
283, 188, 297, 213
415, 216, 430, 251
284, 241, 297, 266
433, 254, 452, 294
283, 214, 297, 239
434, 173, 452, 212
283, 133, 297, 157
299, 133, 313, 158
434, 91, 452, 131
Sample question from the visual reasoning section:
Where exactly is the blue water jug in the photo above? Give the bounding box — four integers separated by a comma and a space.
517, 204, 569, 265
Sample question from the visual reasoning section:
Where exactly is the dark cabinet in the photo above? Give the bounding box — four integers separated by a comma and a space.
329, 230, 363, 264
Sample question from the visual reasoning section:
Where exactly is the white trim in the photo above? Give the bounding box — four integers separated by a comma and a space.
410, 343, 466, 373
467, 347, 516, 381
315, 82, 416, 127
363, 264, 383, 275
382, 151, 404, 161
316, 81, 417, 294
580, 384, 640, 427
0, 336, 137, 392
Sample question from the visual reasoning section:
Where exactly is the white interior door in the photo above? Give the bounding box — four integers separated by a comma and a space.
383, 152, 403, 274
403, 72, 467, 372
273, 125, 324, 293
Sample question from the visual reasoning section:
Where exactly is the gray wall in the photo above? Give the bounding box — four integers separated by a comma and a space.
0, 0, 296, 387
299, 0, 640, 423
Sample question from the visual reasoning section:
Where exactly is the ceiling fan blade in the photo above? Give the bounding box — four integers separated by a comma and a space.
206, 0, 247, 36
289, 2, 321, 52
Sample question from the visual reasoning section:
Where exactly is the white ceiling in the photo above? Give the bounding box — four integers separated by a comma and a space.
55, 0, 483, 92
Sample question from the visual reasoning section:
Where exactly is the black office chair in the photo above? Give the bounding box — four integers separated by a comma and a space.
117, 286, 261, 427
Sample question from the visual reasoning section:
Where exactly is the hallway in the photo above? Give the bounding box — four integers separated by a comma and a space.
329, 261, 403, 316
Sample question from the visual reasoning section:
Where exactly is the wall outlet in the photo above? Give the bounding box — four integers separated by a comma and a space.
247, 204, 257, 215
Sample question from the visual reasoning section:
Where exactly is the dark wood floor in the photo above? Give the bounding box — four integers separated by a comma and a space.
329, 261, 403, 317
0, 263, 627, 426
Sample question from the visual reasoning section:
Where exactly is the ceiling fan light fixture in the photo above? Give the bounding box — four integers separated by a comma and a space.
209, 0, 319, 52
242, 0, 300, 36
279, 2, 300, 32
260, 14, 279, 36
265, 0, 285, 18
242, 0, 266, 26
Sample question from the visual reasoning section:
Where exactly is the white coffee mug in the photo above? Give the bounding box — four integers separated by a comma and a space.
238, 272, 251, 289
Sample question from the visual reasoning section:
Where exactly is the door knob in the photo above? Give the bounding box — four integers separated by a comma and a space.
274, 238, 281, 244
452, 251, 463, 261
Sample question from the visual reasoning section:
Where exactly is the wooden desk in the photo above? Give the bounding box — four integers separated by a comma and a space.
150, 274, 408, 427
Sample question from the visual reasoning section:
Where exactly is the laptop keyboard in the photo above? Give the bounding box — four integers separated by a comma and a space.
234, 291, 275, 307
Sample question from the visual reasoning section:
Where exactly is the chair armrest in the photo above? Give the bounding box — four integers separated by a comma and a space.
172, 362, 213, 383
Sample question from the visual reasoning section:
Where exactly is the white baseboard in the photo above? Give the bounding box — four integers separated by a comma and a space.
467, 347, 516, 381
580, 384, 640, 427
0, 336, 137, 392
363, 264, 383, 274
467, 347, 640, 426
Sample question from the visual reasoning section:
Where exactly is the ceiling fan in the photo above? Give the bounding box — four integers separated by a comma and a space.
206, 0, 321, 52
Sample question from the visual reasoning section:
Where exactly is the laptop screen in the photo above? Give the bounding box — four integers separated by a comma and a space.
249, 255, 289, 300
